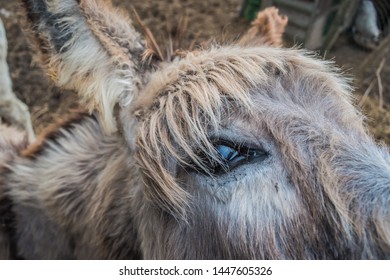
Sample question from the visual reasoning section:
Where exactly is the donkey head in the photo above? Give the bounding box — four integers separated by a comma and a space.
21, 0, 390, 259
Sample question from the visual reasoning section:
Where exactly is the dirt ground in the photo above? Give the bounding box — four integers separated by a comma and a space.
1, 0, 390, 143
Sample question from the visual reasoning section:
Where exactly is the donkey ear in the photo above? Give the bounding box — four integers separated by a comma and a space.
21, 0, 147, 133
238, 7, 288, 47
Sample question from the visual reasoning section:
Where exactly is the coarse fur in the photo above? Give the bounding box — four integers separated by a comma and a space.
0, 125, 28, 259
0, 0, 389, 259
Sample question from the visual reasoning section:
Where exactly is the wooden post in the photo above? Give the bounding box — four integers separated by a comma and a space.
0, 18, 35, 140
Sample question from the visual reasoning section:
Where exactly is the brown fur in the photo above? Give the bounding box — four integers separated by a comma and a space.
21, 110, 89, 159
238, 7, 288, 47
20, 0, 146, 133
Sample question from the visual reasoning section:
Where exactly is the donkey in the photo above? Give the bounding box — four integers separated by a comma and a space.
0, 0, 389, 259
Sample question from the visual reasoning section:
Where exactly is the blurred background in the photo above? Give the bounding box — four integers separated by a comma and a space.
0, 0, 389, 143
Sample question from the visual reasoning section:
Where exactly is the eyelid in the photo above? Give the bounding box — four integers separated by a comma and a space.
211, 138, 264, 154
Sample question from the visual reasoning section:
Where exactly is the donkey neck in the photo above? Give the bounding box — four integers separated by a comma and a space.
6, 113, 142, 259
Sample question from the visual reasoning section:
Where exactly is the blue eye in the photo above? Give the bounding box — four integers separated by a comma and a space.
189, 139, 269, 175
201, 140, 269, 174
216, 144, 240, 161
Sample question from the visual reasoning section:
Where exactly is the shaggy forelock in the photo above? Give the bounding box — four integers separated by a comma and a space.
132, 45, 355, 219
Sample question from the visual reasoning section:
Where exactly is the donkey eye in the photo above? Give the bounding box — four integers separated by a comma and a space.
201, 140, 269, 175
216, 144, 240, 161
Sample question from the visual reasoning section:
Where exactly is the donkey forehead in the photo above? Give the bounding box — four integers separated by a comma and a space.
134, 46, 352, 115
